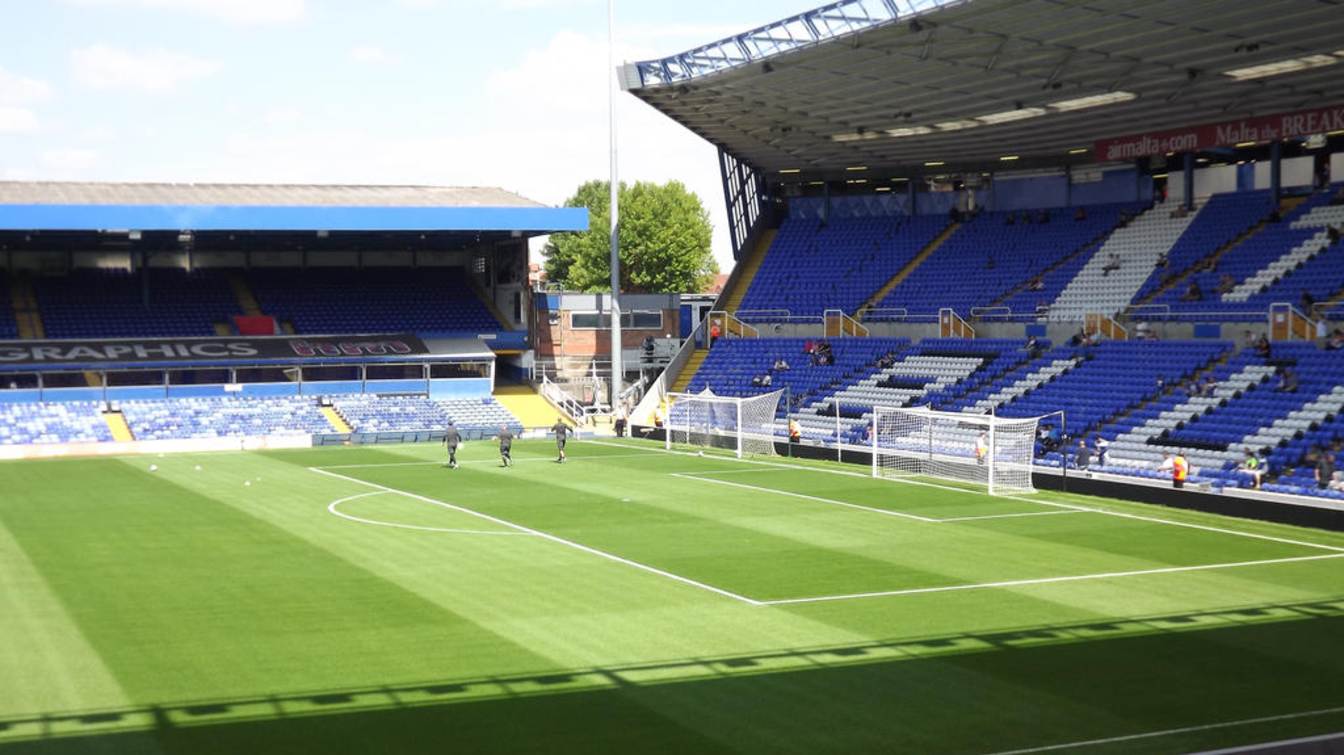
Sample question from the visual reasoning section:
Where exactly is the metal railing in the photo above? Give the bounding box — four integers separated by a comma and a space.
856, 307, 913, 322
541, 375, 599, 421
824, 308, 870, 337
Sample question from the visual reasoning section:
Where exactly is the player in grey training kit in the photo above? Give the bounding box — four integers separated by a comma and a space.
551, 419, 568, 463
443, 422, 460, 469
496, 425, 514, 467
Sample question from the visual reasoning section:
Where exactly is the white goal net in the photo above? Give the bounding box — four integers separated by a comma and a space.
665, 389, 783, 458
871, 406, 1039, 495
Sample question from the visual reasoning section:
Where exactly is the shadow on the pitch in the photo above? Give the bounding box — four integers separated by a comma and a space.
2, 597, 1343, 754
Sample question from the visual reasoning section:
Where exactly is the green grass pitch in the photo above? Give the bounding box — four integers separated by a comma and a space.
1, 437, 1342, 754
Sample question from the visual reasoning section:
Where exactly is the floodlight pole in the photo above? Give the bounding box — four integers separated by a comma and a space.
607, 0, 623, 411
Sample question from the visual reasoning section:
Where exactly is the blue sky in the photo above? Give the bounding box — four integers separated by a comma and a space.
0, 0, 824, 268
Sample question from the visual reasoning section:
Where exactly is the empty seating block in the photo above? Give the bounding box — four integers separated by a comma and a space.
0, 402, 112, 445
121, 397, 332, 440
334, 395, 521, 435
738, 217, 948, 316
878, 204, 1136, 316
34, 269, 238, 338
249, 267, 498, 334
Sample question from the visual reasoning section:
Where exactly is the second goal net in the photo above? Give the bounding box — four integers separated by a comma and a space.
871, 406, 1039, 495
665, 389, 783, 458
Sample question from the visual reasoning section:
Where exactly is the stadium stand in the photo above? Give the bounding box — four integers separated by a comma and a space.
33, 269, 240, 339
120, 397, 332, 440
1130, 190, 1274, 303
1049, 202, 1201, 320
249, 267, 500, 335
737, 217, 948, 317
0, 402, 113, 445
0, 272, 15, 339
875, 204, 1137, 316
332, 395, 522, 436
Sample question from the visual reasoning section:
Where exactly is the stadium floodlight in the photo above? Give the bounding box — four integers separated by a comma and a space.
1223, 54, 1338, 80
934, 119, 980, 132
870, 406, 1040, 496
665, 389, 783, 458
976, 107, 1047, 125
1048, 91, 1136, 112
884, 126, 933, 138
832, 131, 882, 142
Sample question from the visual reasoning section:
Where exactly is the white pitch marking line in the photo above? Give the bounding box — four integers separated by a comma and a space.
309, 467, 762, 606
326, 491, 531, 536
982, 704, 1344, 755
672, 472, 1084, 523
318, 452, 655, 470
1193, 730, 1344, 754
669, 472, 940, 522
588, 439, 1344, 553
759, 553, 1344, 606
936, 510, 1084, 522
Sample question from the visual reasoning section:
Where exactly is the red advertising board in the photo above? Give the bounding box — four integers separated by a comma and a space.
1094, 104, 1344, 161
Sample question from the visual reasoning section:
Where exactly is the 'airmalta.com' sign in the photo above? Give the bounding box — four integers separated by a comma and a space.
1095, 104, 1344, 162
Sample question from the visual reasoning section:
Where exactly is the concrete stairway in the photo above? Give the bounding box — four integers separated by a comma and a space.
858, 221, 960, 314
719, 229, 777, 313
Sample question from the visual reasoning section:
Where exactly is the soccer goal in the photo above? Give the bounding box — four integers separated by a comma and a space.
871, 406, 1040, 495
665, 389, 783, 458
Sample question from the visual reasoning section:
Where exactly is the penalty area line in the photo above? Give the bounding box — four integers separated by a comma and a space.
759, 552, 1344, 606
309, 467, 763, 606
587, 440, 1344, 554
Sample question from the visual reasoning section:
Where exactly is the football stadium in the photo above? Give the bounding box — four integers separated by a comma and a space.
3, 1, 1344, 753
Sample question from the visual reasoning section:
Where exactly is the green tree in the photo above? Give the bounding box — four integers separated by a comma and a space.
543, 179, 717, 294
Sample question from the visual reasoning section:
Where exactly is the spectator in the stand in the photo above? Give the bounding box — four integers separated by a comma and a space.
751, 374, 764, 387
1239, 448, 1263, 489
1074, 206, 1087, 221
709, 319, 722, 341
1181, 280, 1203, 302
1094, 435, 1109, 467
1276, 367, 1298, 393
773, 357, 790, 371
1028, 274, 1045, 291
760, 372, 773, 387
1135, 321, 1153, 340
1025, 335, 1042, 358
1035, 299, 1050, 319
1217, 273, 1236, 295
1154, 251, 1169, 270
803, 340, 816, 359
1202, 375, 1218, 397
1327, 225, 1340, 244
1327, 328, 1344, 351
1316, 452, 1336, 490
1069, 327, 1087, 347
1074, 439, 1091, 470
1102, 253, 1121, 276
1255, 333, 1272, 358
1300, 290, 1316, 314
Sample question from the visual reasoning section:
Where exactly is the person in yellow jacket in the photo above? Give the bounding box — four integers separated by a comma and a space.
1160, 452, 1189, 489
788, 418, 801, 444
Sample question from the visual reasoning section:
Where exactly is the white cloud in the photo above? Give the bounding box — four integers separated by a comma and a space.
71, 45, 222, 93
350, 45, 392, 65
61, 0, 304, 24
0, 107, 40, 134
42, 148, 100, 174
0, 67, 52, 106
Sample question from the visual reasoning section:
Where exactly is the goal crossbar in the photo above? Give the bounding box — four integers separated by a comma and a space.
665, 389, 783, 458
870, 405, 1040, 495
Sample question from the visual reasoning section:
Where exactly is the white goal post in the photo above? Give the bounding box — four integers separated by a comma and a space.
871, 406, 1040, 495
665, 389, 783, 458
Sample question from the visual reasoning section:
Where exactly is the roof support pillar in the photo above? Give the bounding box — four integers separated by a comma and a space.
140, 249, 151, 309
1064, 164, 1072, 207
907, 179, 916, 216
822, 181, 831, 226
1270, 140, 1283, 207
1183, 152, 1195, 212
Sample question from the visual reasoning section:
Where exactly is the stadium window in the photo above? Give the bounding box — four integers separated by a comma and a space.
234, 367, 290, 384
168, 368, 231, 385
570, 311, 661, 330
300, 365, 361, 383
570, 312, 602, 329
430, 361, 489, 379
473, 256, 487, 274
106, 369, 165, 387
366, 363, 424, 380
